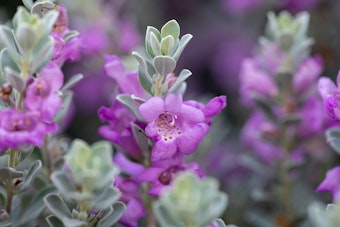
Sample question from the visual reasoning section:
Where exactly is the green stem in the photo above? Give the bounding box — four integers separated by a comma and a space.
5, 149, 17, 213
42, 136, 52, 181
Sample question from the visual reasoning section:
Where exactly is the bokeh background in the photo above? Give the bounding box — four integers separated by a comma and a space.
1, 0, 340, 226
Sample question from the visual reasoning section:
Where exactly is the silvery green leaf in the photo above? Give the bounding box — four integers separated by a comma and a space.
62, 74, 83, 91
326, 127, 340, 155
212, 218, 227, 227
22, 0, 34, 10
0, 48, 20, 75
153, 202, 179, 227
153, 56, 176, 77
93, 186, 121, 210
0, 26, 21, 63
171, 34, 192, 61
307, 202, 334, 227
161, 35, 174, 55
15, 24, 36, 52
149, 32, 161, 57
132, 51, 152, 81
50, 170, 77, 196
168, 69, 191, 93
145, 26, 161, 58
131, 122, 149, 154
46, 215, 64, 227
0, 167, 23, 180
131, 94, 145, 104
63, 30, 79, 42
54, 91, 73, 125
44, 194, 86, 227
138, 68, 153, 95
42, 10, 58, 35
19, 160, 42, 192
161, 20, 180, 41
4, 66, 25, 92
31, 36, 54, 73
117, 94, 144, 121
98, 202, 125, 227
13, 186, 56, 226
31, 1, 55, 17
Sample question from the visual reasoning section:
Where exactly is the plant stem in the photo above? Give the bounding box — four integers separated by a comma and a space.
5, 149, 17, 213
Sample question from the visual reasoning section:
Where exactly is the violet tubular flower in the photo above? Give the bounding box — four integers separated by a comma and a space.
318, 72, 340, 120
138, 154, 205, 196
317, 166, 340, 202
0, 109, 57, 151
25, 62, 63, 121
139, 93, 211, 161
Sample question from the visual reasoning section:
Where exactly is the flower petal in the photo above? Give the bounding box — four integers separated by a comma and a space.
139, 96, 165, 122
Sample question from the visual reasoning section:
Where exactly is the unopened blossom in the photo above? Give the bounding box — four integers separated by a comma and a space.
113, 153, 146, 227
317, 166, 340, 202
239, 58, 278, 105
138, 154, 205, 196
0, 109, 57, 151
25, 62, 63, 121
139, 93, 210, 161
318, 72, 340, 120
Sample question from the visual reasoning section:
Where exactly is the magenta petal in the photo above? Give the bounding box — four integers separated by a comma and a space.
180, 104, 204, 123
318, 77, 337, 100
176, 124, 207, 154
164, 93, 182, 113
138, 167, 164, 182
203, 96, 227, 118
152, 140, 177, 161
139, 97, 164, 121
317, 166, 340, 201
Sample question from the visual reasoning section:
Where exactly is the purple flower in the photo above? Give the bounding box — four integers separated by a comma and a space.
239, 58, 278, 105
317, 166, 340, 202
293, 56, 323, 94
318, 72, 340, 120
241, 112, 284, 164
137, 154, 205, 196
0, 108, 57, 151
99, 56, 147, 159
25, 62, 63, 121
113, 153, 146, 227
138, 94, 209, 161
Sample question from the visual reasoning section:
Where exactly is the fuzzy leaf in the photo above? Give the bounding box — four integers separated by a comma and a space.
31, 36, 54, 73
93, 186, 121, 210
44, 194, 86, 227
46, 215, 64, 227
15, 24, 36, 52
153, 202, 179, 226
326, 127, 340, 155
0, 26, 21, 62
161, 20, 180, 40
0, 167, 23, 180
116, 94, 144, 121
19, 160, 42, 192
153, 56, 176, 77
42, 10, 59, 34
13, 186, 56, 226
62, 74, 83, 91
145, 26, 161, 58
22, 0, 34, 10
168, 69, 192, 94
149, 32, 161, 57
31, 1, 55, 17
55, 91, 73, 125
161, 35, 174, 55
0, 48, 20, 75
63, 30, 79, 42
50, 170, 77, 195
98, 202, 125, 226
131, 122, 149, 154
172, 34, 193, 61
4, 66, 25, 92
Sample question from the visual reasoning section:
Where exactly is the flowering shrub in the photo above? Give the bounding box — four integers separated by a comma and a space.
0, 0, 340, 227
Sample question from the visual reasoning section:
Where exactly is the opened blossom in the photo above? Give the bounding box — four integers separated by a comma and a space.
25, 62, 63, 121
0, 109, 57, 151
139, 93, 226, 161
318, 71, 340, 120
317, 166, 340, 202
138, 154, 205, 196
